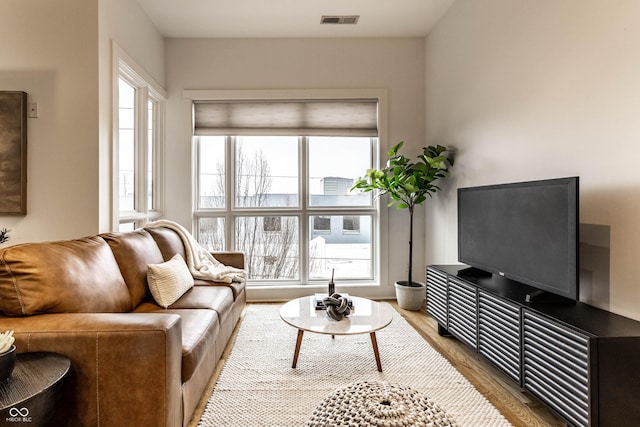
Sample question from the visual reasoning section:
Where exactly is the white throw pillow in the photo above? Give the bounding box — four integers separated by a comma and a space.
147, 254, 194, 308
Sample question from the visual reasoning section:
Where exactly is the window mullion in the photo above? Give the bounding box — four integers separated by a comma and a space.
136, 86, 149, 218
226, 136, 234, 251
300, 136, 308, 284
148, 98, 160, 215
193, 136, 202, 234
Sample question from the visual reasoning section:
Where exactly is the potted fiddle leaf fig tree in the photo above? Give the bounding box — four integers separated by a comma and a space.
351, 141, 454, 310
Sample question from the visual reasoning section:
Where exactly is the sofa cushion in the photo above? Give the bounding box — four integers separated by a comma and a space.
101, 230, 165, 307
145, 226, 187, 262
194, 278, 244, 300
136, 285, 235, 322
0, 237, 132, 316
131, 306, 220, 382
173, 285, 235, 325
147, 254, 194, 308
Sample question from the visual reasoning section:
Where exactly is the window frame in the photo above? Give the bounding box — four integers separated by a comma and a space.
112, 43, 166, 231
187, 89, 389, 293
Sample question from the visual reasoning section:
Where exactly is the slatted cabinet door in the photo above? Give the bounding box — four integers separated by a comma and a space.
478, 291, 521, 384
426, 267, 448, 326
447, 278, 478, 350
523, 309, 591, 427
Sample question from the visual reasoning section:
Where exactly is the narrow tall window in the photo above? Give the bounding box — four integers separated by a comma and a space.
114, 44, 166, 231
118, 79, 135, 213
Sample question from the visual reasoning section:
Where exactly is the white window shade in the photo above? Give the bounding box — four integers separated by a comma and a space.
193, 99, 378, 137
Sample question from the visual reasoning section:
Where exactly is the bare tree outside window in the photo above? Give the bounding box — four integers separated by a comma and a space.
198, 217, 224, 251
236, 216, 299, 280
199, 138, 300, 280
235, 143, 272, 208
263, 216, 282, 232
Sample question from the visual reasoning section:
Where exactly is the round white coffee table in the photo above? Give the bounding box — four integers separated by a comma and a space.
280, 296, 393, 372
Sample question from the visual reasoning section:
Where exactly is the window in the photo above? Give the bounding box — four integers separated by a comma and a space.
113, 44, 166, 231
342, 216, 360, 233
196, 134, 376, 284
192, 93, 384, 287
313, 216, 331, 232
118, 79, 135, 213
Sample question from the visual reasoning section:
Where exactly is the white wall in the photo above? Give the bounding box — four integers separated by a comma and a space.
0, 0, 164, 245
424, 0, 640, 320
0, 0, 99, 243
165, 38, 426, 299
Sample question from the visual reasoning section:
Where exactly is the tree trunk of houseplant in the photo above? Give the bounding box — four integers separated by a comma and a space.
395, 205, 425, 310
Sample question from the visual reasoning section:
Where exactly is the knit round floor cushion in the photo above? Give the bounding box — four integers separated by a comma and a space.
307, 381, 459, 427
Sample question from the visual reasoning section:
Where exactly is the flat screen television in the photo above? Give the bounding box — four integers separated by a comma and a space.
458, 177, 579, 301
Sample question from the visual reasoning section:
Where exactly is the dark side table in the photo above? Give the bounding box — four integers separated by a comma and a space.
0, 352, 70, 427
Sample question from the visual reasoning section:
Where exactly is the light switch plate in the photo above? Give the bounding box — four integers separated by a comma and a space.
28, 102, 39, 118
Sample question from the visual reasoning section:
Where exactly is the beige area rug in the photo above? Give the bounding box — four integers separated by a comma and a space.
197, 304, 512, 427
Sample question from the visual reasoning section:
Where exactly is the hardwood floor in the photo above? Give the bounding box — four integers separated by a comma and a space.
188, 301, 568, 427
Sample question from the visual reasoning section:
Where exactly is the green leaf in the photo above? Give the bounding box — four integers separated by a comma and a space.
354, 142, 454, 210
388, 141, 404, 157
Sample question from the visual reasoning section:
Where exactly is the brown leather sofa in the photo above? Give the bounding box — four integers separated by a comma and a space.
0, 226, 246, 427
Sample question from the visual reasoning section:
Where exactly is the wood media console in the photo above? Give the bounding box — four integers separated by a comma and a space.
426, 265, 640, 427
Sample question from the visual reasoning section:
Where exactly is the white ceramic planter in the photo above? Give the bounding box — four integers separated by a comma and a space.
394, 281, 426, 311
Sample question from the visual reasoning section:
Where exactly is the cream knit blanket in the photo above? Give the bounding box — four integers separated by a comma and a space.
145, 220, 246, 284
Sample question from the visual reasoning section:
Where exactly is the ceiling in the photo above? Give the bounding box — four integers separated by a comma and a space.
135, 0, 456, 39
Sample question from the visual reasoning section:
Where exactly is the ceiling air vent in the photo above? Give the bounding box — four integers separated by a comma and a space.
321, 15, 360, 25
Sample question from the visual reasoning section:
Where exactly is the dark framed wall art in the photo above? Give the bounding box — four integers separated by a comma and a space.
0, 91, 27, 215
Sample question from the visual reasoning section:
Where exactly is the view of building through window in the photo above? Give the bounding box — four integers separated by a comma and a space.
196, 135, 375, 284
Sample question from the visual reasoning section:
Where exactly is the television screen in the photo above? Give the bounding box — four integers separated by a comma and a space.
458, 177, 579, 300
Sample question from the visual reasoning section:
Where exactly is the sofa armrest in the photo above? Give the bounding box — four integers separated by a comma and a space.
212, 251, 244, 270
1, 313, 183, 427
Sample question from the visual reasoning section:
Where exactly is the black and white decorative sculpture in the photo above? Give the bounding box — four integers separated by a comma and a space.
322, 293, 351, 321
